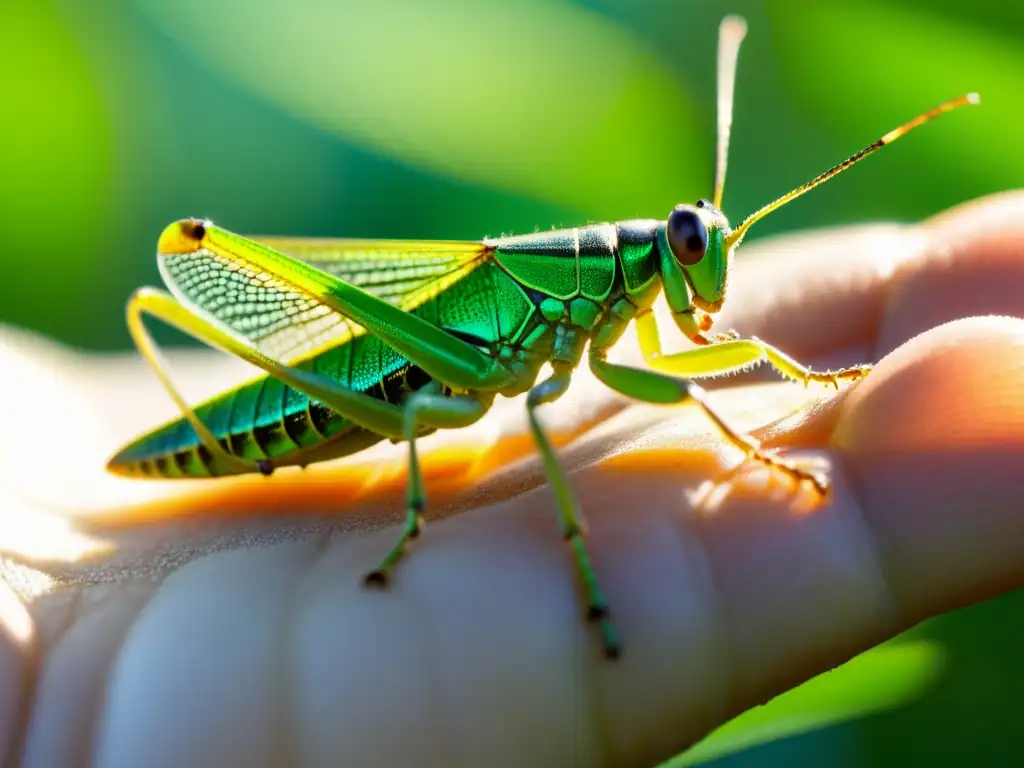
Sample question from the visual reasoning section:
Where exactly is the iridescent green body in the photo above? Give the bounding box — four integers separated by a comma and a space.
112, 220, 669, 478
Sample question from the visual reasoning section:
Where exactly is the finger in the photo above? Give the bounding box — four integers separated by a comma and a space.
877, 190, 1024, 357
833, 315, 1024, 620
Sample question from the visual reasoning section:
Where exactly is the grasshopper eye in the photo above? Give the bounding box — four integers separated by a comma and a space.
667, 206, 708, 266
184, 218, 207, 240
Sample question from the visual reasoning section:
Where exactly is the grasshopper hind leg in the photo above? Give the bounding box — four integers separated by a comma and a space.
125, 287, 283, 475
364, 392, 488, 586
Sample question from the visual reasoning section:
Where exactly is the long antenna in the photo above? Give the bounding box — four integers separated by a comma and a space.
726, 92, 979, 249
713, 15, 747, 210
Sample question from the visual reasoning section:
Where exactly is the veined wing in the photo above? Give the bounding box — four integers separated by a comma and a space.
157, 224, 489, 365
257, 237, 487, 304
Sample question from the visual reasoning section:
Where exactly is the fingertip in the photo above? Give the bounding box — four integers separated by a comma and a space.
922, 188, 1024, 230
836, 315, 1024, 454
832, 316, 1024, 620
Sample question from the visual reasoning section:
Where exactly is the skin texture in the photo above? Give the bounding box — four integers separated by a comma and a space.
0, 190, 1022, 767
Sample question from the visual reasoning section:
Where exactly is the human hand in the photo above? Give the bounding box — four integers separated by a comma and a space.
1, 191, 1022, 767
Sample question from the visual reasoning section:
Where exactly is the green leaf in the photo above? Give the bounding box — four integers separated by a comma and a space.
129, 0, 708, 219
662, 641, 946, 767
0, 1, 113, 339
766, 2, 1022, 215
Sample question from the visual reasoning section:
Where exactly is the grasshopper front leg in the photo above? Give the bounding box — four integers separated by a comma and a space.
650, 311, 872, 388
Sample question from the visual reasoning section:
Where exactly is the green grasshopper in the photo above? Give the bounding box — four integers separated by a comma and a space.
108, 16, 977, 658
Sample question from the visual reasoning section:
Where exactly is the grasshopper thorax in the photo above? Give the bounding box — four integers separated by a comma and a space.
657, 199, 733, 317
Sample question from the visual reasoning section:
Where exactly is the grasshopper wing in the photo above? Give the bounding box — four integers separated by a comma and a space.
158, 228, 488, 364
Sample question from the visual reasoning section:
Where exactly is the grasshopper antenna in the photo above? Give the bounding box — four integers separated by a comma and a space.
726, 92, 979, 249
713, 15, 747, 210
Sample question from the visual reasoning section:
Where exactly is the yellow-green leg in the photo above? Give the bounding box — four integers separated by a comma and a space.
527, 365, 620, 659
645, 312, 872, 386
364, 393, 488, 586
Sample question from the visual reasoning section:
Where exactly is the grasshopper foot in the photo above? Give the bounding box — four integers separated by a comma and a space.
745, 446, 830, 496
589, 602, 621, 658
363, 512, 423, 589
587, 601, 609, 622
803, 363, 873, 389
835, 364, 872, 383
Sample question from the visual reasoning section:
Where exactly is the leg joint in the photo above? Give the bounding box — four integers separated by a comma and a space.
561, 523, 584, 541
527, 368, 572, 409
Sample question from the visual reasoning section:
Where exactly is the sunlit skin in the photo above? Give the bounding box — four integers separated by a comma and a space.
103, 17, 977, 657
1, 192, 1023, 766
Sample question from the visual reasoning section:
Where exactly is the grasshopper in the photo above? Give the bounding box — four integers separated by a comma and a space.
108, 16, 977, 657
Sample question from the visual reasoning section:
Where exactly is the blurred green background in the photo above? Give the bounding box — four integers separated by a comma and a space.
1, 0, 1020, 764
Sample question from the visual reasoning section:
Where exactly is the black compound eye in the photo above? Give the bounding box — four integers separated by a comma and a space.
667, 207, 708, 266
182, 218, 207, 241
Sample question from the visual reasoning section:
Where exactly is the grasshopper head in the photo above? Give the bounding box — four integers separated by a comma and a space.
658, 15, 977, 335
657, 200, 733, 317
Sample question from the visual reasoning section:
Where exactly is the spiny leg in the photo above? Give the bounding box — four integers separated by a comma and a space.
364, 392, 488, 586
649, 311, 872, 387
589, 349, 828, 495
527, 365, 620, 659
127, 287, 408, 474
748, 334, 871, 388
